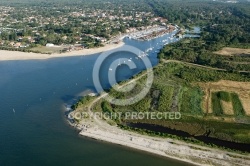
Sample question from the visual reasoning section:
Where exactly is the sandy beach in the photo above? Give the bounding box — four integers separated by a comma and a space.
78, 124, 250, 166
0, 42, 124, 61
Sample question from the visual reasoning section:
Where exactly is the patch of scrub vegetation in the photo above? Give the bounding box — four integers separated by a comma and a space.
206, 120, 250, 144
211, 93, 224, 116
132, 96, 152, 112
176, 64, 250, 82
125, 115, 250, 146
231, 93, 246, 117
101, 100, 113, 114
71, 96, 95, 110
180, 87, 203, 115
158, 86, 175, 112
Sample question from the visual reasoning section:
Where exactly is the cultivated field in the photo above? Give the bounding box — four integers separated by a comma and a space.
198, 80, 250, 116
214, 47, 250, 56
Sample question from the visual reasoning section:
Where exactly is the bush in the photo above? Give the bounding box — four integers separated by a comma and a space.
158, 86, 175, 112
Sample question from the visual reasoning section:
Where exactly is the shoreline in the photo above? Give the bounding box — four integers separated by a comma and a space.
0, 42, 125, 61
66, 117, 200, 165
79, 127, 200, 166
77, 124, 250, 166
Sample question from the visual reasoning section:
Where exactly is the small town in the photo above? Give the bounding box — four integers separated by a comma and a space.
0, 4, 172, 54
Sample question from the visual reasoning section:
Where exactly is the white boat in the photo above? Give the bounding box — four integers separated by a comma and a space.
65, 105, 72, 111
109, 68, 112, 71
118, 59, 121, 66
148, 44, 153, 51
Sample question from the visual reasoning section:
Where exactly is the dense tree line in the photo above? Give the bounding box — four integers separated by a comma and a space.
154, 0, 250, 71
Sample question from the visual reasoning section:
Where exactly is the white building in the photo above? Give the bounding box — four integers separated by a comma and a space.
46, 43, 55, 47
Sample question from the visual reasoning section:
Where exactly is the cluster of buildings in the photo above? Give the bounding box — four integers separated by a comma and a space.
0, 4, 169, 50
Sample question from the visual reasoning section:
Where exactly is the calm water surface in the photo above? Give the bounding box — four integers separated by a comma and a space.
0, 33, 193, 166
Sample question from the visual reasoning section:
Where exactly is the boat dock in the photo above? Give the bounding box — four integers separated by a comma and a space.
124, 25, 177, 41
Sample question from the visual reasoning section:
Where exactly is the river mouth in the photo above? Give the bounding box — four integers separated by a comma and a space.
0, 30, 194, 166
125, 122, 250, 153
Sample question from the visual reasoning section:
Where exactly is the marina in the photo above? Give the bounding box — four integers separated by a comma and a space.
124, 25, 177, 41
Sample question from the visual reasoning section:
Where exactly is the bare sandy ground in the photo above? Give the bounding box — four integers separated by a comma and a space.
0, 42, 124, 61
214, 47, 250, 56
78, 125, 250, 166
